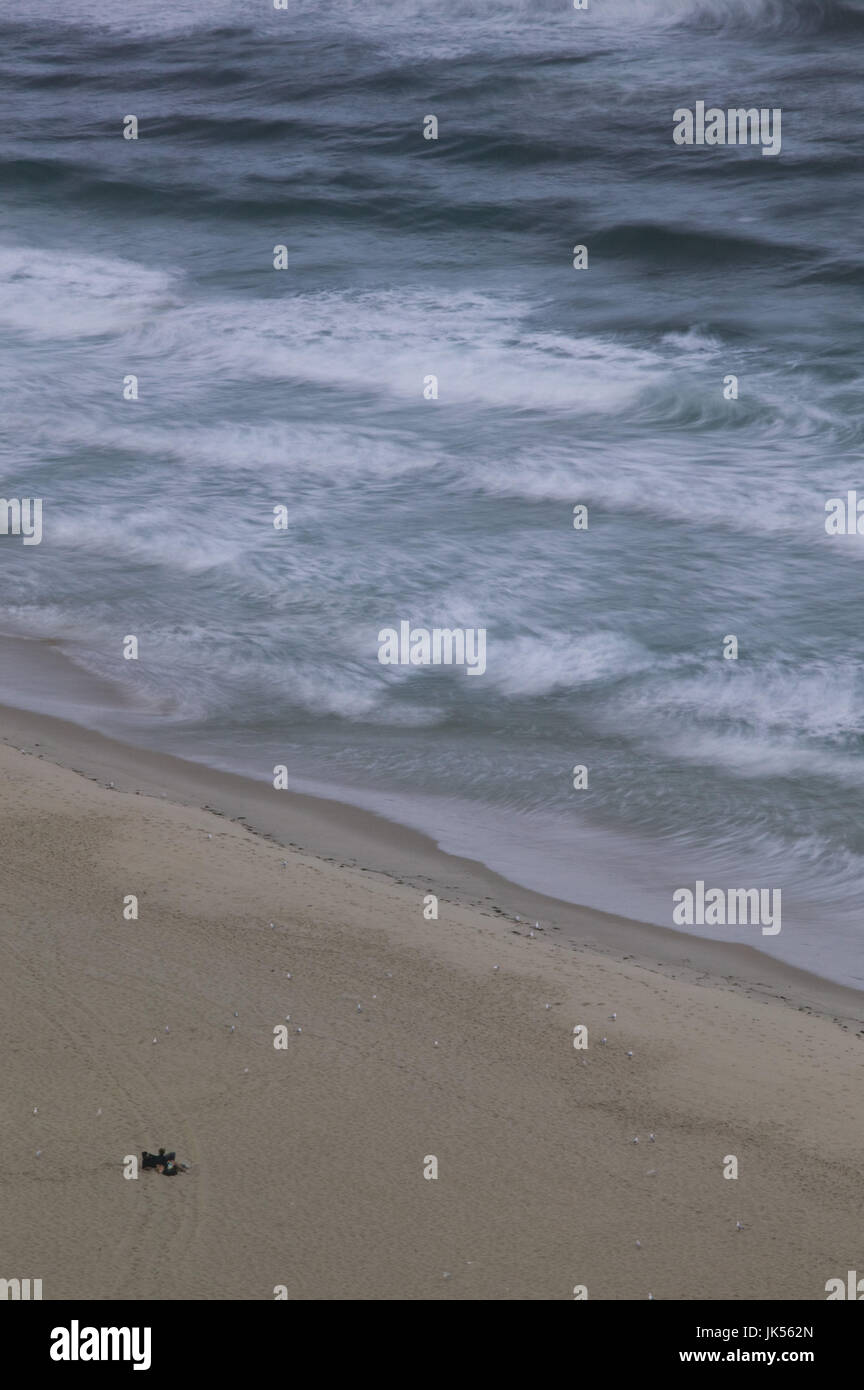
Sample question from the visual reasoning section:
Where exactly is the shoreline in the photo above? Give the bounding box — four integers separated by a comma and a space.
1, 693, 862, 1030
2, 697, 863, 1298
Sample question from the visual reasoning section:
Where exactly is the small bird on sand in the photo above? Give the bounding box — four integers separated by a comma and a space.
33, 1107, 37, 1115
627, 1050, 634, 1058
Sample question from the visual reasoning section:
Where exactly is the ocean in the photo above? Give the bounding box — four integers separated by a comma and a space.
2, 0, 864, 984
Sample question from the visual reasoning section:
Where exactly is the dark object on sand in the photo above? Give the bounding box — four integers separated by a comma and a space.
142, 1147, 176, 1170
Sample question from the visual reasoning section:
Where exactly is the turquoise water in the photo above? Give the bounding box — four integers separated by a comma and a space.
2, 0, 864, 983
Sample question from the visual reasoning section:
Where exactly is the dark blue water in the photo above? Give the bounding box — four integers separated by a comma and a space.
2, 0, 864, 983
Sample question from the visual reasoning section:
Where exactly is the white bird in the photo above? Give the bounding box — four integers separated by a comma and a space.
285, 1015, 290, 1022
601, 1036, 607, 1045
649, 1133, 655, 1142
648, 1293, 654, 1300
636, 1240, 641, 1248
493, 965, 499, 971
443, 1272, 451, 1280
384, 972, 393, 979
243, 1067, 249, 1074
152, 1037, 158, 1044
165, 1026, 170, 1033
545, 1003, 551, 1010
632, 1137, 639, 1144
229, 1025, 235, 1033
295, 1027, 302, 1034
736, 1221, 744, 1230
610, 1012, 617, 1020
207, 833, 212, 840
36, 1150, 42, 1157
529, 931, 535, 938
356, 1004, 362, 1012
433, 1040, 439, 1047
627, 1050, 633, 1058
233, 1011, 238, 1018
286, 973, 292, 980
33, 1107, 37, 1115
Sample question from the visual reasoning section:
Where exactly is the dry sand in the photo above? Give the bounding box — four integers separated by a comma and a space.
0, 706, 862, 1300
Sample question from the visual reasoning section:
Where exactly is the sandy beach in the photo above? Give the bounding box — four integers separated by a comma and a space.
0, 701, 861, 1301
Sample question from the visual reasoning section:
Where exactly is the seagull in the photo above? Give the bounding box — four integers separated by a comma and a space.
632, 1137, 639, 1144
295, 1027, 302, 1034
152, 1037, 158, 1044
36, 1150, 42, 1157
286, 973, 292, 980
433, 1040, 439, 1047
207, 833, 212, 840
356, 1004, 362, 1012
736, 1221, 744, 1230
649, 1133, 655, 1142
626, 1050, 633, 1058
636, 1241, 641, 1248
229, 1025, 235, 1032
545, 1003, 551, 1010
165, 1026, 170, 1033
33, 1107, 37, 1115
610, 1013, 617, 1020
601, 1036, 607, 1045
233, 1011, 238, 1018
529, 931, 535, 938
493, 965, 499, 971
